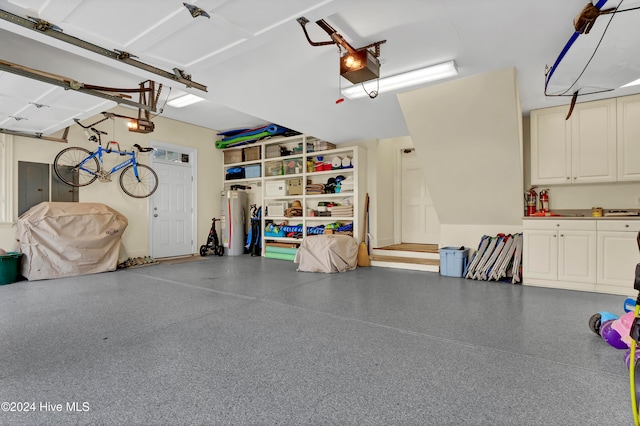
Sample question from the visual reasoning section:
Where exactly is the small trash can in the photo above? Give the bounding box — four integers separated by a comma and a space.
0, 252, 23, 285
440, 246, 469, 277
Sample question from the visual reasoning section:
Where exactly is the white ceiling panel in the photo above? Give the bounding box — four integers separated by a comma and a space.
57, 0, 185, 48
213, 0, 334, 36
0, 72, 56, 100
142, 15, 248, 68
38, 89, 115, 112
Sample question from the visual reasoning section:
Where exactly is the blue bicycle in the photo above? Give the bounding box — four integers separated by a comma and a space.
53, 119, 158, 198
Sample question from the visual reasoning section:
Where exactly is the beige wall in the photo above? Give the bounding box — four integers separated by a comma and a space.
0, 106, 221, 259
398, 67, 524, 228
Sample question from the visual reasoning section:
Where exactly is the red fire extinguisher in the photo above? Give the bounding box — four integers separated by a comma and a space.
525, 187, 537, 216
539, 189, 550, 213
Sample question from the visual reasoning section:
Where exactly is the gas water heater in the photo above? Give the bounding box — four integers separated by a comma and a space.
220, 190, 247, 256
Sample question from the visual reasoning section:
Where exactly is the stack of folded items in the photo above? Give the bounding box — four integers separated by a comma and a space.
338, 176, 354, 193
330, 205, 354, 217
285, 207, 303, 217
306, 183, 324, 195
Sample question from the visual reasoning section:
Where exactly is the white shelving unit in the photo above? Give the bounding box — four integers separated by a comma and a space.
222, 134, 366, 257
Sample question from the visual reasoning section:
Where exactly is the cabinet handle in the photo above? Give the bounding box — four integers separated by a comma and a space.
560, 234, 564, 237
573, 177, 577, 180
626, 224, 630, 228
553, 234, 557, 238
556, 224, 560, 227
566, 177, 570, 180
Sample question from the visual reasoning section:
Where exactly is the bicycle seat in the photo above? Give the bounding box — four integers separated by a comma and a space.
133, 144, 154, 153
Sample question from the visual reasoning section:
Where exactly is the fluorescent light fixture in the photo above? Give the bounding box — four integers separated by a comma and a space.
342, 60, 458, 100
621, 77, 640, 88
167, 93, 205, 108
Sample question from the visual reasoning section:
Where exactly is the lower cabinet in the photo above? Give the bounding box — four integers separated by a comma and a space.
523, 220, 596, 289
596, 221, 640, 292
524, 219, 640, 295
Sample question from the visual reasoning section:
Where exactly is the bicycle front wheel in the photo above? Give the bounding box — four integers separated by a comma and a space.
54, 147, 99, 187
119, 164, 158, 198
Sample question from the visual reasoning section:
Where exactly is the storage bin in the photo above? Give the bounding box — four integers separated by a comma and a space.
243, 146, 261, 161
439, 246, 469, 277
283, 158, 303, 174
266, 201, 288, 217
266, 145, 287, 159
265, 180, 287, 197
0, 252, 23, 285
265, 161, 283, 176
225, 167, 245, 180
313, 140, 336, 152
223, 149, 243, 164
244, 164, 261, 178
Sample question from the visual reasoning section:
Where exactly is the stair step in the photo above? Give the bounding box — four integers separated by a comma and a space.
371, 248, 439, 260
370, 254, 440, 272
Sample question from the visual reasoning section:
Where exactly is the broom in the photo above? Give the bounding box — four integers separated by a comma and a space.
358, 193, 370, 267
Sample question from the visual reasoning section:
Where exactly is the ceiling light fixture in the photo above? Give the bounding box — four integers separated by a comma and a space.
167, 93, 205, 108
341, 60, 458, 100
621, 78, 640, 88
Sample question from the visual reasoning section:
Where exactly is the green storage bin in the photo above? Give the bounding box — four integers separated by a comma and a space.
0, 252, 22, 285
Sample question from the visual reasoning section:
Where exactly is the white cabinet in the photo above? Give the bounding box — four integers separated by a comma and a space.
524, 218, 640, 295
596, 221, 640, 293
530, 98, 617, 185
530, 105, 571, 185
617, 94, 640, 181
523, 220, 596, 288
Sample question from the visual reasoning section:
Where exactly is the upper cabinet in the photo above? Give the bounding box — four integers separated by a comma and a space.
617, 94, 640, 181
530, 105, 572, 185
530, 98, 617, 185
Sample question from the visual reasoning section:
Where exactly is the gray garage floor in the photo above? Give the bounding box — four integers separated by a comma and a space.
0, 256, 634, 425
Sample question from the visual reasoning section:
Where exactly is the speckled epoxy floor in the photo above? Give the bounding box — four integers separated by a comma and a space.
0, 256, 634, 425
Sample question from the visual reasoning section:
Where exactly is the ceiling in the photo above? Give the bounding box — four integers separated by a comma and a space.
2, 0, 640, 144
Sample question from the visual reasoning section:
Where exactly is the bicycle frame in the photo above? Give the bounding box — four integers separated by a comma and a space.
78, 144, 143, 180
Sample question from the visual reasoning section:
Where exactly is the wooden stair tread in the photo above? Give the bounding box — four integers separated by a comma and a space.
370, 255, 440, 266
375, 243, 439, 253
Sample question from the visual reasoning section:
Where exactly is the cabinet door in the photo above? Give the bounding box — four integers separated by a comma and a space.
597, 231, 640, 287
523, 230, 558, 280
558, 230, 597, 283
571, 99, 617, 183
530, 106, 572, 185
617, 94, 640, 181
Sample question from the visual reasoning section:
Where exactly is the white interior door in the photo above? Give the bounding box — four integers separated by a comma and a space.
150, 149, 195, 258
401, 148, 440, 244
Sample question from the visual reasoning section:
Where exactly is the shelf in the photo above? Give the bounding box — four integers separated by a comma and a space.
307, 168, 354, 177
265, 216, 303, 221
220, 135, 365, 258
223, 178, 261, 185
224, 159, 261, 167
264, 195, 303, 201
305, 192, 354, 198
263, 236, 302, 243
306, 216, 354, 221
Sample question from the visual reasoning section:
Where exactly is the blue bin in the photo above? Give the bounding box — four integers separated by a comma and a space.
440, 246, 469, 277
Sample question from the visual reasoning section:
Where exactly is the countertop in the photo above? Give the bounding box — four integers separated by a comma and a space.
523, 209, 640, 220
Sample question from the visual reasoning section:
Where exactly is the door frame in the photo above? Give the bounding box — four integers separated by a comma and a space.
393, 140, 415, 245
147, 141, 198, 258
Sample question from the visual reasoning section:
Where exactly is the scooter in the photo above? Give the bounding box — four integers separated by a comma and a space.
200, 217, 224, 256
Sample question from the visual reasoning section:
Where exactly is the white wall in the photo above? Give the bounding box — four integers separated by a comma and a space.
0, 106, 221, 259
398, 67, 524, 228
522, 115, 640, 210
